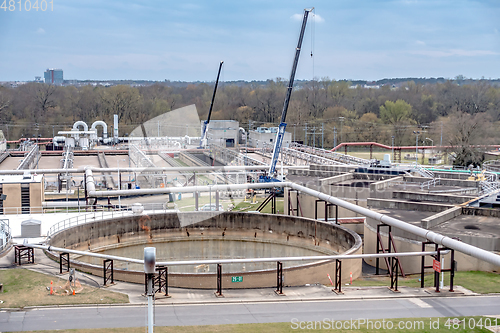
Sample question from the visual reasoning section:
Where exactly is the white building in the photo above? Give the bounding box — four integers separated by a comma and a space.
248, 127, 292, 148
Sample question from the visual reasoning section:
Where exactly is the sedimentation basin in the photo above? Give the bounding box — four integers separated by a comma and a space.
46, 212, 362, 288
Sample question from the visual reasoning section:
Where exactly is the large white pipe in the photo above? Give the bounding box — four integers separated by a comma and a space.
287, 182, 500, 267
85, 168, 96, 205
89, 181, 287, 197
0, 165, 296, 175
72, 121, 88, 132
87, 181, 500, 267
23, 243, 438, 266
91, 121, 108, 139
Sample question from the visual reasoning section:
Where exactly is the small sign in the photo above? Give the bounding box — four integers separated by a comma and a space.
433, 259, 441, 273
231, 276, 243, 283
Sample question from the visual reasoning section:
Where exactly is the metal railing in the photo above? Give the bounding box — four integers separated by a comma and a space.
17, 143, 40, 170
47, 203, 178, 238
480, 181, 500, 195
420, 178, 441, 190
0, 218, 11, 252
412, 164, 435, 178
483, 160, 500, 173
289, 142, 371, 165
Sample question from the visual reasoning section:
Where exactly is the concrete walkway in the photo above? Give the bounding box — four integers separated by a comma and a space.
0, 247, 477, 309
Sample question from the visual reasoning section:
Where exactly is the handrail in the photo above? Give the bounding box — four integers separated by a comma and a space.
0, 218, 11, 252
46, 203, 177, 238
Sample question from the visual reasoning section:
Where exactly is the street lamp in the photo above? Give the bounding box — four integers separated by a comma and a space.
413, 131, 420, 165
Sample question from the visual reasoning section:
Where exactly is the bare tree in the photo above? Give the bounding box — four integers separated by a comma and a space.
444, 111, 493, 167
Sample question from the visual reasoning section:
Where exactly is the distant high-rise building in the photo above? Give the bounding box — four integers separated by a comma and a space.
44, 68, 63, 85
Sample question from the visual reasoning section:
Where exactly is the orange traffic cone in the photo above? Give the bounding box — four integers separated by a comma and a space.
50, 281, 53, 295
72, 289, 75, 296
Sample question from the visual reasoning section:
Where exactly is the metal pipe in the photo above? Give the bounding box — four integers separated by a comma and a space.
0, 165, 305, 175
89, 181, 290, 197
27, 243, 143, 264
147, 276, 153, 333
83, 180, 500, 267
287, 183, 500, 267
23, 243, 438, 266
85, 168, 96, 205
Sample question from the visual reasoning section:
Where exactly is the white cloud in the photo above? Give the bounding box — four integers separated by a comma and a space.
415, 40, 426, 46
291, 13, 324, 23
36, 28, 45, 34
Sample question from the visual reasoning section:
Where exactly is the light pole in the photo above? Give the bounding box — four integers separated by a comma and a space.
413, 131, 420, 165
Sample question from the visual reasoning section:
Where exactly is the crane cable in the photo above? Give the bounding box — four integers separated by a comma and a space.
311, 8, 316, 80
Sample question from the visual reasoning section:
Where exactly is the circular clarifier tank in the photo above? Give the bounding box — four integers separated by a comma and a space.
47, 212, 362, 288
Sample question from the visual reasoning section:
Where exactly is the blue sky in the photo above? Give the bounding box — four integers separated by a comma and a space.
0, 0, 499, 81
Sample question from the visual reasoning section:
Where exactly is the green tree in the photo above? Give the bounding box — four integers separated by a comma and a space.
380, 100, 414, 145
380, 100, 412, 124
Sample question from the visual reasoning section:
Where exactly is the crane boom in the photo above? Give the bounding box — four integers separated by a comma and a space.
200, 61, 224, 148
267, 8, 313, 176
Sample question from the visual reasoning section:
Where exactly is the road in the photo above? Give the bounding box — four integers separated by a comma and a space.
2, 295, 500, 331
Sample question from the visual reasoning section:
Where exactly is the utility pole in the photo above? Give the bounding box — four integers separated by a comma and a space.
391, 136, 395, 162
333, 127, 337, 149
312, 127, 316, 148
339, 117, 345, 144
321, 123, 324, 149
413, 131, 420, 165
440, 122, 443, 147
304, 123, 308, 145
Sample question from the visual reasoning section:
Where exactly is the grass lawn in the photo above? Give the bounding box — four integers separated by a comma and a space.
232, 196, 285, 214
175, 192, 284, 214
11, 316, 500, 332
352, 271, 500, 294
0, 268, 129, 308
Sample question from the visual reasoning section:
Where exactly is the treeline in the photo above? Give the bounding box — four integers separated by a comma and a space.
0, 78, 499, 164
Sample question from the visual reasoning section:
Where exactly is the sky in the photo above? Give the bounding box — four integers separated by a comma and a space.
0, 0, 499, 82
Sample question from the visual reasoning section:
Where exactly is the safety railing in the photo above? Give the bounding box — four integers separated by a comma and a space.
420, 177, 441, 190
0, 218, 11, 253
289, 142, 371, 165
47, 203, 178, 238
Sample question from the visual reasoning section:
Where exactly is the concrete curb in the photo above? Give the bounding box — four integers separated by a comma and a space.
2, 290, 497, 311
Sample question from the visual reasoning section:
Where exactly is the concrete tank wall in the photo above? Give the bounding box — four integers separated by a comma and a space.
363, 219, 500, 274
47, 212, 362, 289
